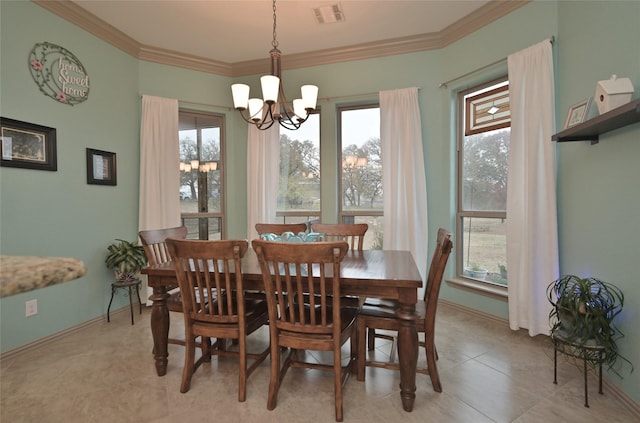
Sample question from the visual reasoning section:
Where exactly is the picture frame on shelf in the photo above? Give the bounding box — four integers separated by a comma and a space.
563, 97, 592, 129
0, 117, 57, 171
86, 148, 117, 186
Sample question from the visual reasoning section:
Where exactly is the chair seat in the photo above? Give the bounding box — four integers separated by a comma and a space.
360, 300, 425, 324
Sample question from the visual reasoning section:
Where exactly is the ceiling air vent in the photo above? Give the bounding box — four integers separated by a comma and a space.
313, 3, 345, 24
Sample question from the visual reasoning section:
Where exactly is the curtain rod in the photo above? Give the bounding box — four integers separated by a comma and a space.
438, 36, 554, 89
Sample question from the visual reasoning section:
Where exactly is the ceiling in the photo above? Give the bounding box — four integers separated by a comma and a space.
35, 0, 528, 76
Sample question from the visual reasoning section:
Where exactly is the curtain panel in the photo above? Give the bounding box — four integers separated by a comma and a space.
246, 124, 280, 239
139, 95, 180, 304
380, 87, 429, 289
506, 40, 559, 336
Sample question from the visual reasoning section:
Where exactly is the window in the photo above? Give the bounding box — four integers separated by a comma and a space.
277, 112, 321, 225
457, 79, 509, 286
178, 110, 224, 239
338, 105, 383, 249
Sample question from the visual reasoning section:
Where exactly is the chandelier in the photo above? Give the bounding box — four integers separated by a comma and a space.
231, 0, 318, 131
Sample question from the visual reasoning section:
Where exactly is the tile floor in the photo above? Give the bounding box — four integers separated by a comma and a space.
1, 302, 637, 422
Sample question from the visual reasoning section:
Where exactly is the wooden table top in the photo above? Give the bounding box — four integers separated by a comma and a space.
143, 248, 423, 295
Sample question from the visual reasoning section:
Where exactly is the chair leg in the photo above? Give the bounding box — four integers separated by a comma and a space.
267, 338, 281, 410
180, 334, 196, 393
425, 339, 442, 392
334, 346, 344, 422
238, 338, 247, 402
389, 336, 397, 363
356, 320, 367, 381
367, 328, 375, 350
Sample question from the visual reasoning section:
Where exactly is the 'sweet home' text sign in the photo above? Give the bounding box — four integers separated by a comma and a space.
29, 42, 90, 106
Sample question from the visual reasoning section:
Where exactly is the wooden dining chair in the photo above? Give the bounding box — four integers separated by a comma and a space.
139, 226, 198, 350
356, 228, 453, 393
166, 238, 270, 400
255, 222, 308, 236
252, 239, 356, 422
311, 223, 368, 251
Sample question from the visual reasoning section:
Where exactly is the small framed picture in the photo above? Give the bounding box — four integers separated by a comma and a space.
564, 97, 592, 129
86, 148, 117, 185
0, 117, 57, 171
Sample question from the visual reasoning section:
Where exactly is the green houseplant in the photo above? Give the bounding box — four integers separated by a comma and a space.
547, 275, 633, 376
105, 239, 147, 282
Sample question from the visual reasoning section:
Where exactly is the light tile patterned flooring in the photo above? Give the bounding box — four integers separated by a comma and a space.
1, 302, 637, 422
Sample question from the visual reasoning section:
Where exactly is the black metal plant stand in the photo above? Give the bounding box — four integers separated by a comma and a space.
107, 279, 142, 325
552, 330, 605, 407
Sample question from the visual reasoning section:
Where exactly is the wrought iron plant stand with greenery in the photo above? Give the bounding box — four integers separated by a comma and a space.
547, 275, 633, 407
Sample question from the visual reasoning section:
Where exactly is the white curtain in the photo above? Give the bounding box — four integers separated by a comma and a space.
380, 87, 429, 288
506, 40, 559, 336
246, 124, 280, 240
139, 95, 180, 304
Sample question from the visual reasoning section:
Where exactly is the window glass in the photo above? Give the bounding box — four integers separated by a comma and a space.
339, 105, 383, 249
179, 111, 224, 239
278, 113, 320, 217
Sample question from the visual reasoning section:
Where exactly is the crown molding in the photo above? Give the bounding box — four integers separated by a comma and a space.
138, 45, 233, 76
33, 0, 140, 57
440, 0, 531, 46
33, 0, 530, 77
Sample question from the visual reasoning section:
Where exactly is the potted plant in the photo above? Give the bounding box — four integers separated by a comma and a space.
547, 275, 633, 376
468, 263, 488, 279
498, 263, 507, 279
105, 239, 147, 282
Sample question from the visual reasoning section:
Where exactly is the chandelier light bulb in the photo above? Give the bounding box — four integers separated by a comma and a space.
248, 98, 265, 121
301, 85, 319, 110
231, 84, 250, 110
293, 99, 308, 120
260, 75, 280, 104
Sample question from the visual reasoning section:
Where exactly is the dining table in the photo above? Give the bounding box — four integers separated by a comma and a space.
142, 248, 423, 412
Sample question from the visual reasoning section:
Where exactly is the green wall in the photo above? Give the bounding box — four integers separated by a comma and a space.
1, 0, 638, 404
555, 0, 640, 404
1, 1, 140, 348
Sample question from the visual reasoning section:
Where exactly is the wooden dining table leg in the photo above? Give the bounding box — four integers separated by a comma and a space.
396, 299, 419, 412
149, 284, 170, 376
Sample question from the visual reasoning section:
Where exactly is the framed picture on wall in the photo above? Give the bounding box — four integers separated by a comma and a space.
0, 117, 57, 171
563, 97, 592, 129
86, 148, 117, 185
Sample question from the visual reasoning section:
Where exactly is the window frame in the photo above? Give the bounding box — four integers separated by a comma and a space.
455, 76, 509, 291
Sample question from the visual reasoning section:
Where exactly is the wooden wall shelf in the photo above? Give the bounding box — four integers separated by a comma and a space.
552, 98, 640, 144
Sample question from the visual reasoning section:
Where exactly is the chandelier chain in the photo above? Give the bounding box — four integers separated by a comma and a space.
272, 0, 278, 49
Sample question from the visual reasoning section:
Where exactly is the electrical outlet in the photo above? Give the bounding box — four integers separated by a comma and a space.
25, 299, 38, 317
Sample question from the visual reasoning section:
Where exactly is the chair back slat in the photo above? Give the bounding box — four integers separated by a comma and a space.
139, 226, 188, 266
253, 240, 348, 335
167, 239, 248, 325
311, 223, 368, 251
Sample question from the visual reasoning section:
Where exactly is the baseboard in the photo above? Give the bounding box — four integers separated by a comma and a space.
0, 307, 129, 360
439, 298, 510, 326
603, 377, 640, 418
438, 298, 639, 418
